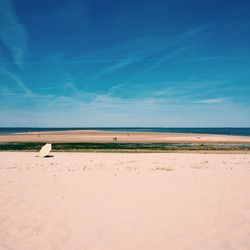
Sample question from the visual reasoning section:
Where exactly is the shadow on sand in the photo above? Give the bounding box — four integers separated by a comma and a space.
44, 155, 54, 158
35, 155, 54, 158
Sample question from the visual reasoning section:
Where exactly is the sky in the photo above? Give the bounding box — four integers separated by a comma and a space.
0, 0, 250, 127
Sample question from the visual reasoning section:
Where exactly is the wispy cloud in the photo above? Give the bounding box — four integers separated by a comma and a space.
0, 0, 27, 66
192, 98, 224, 104
83, 24, 211, 91
81, 58, 134, 82
0, 66, 33, 96
78, 27, 203, 84
0, 0, 33, 99
127, 25, 213, 82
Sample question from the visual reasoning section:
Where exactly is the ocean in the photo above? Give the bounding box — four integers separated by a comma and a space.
0, 127, 250, 136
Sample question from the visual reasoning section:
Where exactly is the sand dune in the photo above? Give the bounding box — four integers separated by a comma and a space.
1, 152, 250, 249
1, 130, 250, 143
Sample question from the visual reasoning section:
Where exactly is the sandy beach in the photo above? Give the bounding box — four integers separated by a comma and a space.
1, 130, 250, 144
1, 152, 250, 250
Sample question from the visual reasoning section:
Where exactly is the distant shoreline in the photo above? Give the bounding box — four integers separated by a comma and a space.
1, 127, 250, 136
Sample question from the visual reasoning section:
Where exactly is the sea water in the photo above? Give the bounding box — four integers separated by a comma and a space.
0, 127, 250, 136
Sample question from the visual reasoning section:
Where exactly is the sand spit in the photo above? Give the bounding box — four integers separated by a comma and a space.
1, 130, 250, 143
0, 152, 250, 250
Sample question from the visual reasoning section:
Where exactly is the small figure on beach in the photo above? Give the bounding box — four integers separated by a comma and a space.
113, 137, 118, 142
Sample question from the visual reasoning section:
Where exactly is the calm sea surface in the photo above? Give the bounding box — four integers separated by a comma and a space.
0, 127, 250, 136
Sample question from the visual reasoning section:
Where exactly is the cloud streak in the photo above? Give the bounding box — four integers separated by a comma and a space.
0, 69, 32, 96
192, 98, 224, 104
0, 0, 27, 66
0, 0, 33, 101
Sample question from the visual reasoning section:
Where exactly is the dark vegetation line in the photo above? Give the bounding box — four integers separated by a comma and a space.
0, 142, 250, 152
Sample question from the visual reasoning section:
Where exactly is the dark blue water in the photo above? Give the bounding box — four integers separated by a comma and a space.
0, 127, 250, 136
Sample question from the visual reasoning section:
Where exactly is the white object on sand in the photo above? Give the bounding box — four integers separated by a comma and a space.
39, 143, 52, 157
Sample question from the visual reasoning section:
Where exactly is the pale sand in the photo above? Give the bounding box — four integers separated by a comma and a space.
1, 152, 250, 249
1, 130, 250, 143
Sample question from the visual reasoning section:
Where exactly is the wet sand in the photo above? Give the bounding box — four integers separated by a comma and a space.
1, 152, 250, 250
1, 130, 250, 144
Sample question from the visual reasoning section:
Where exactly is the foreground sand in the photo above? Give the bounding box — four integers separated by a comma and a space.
1, 130, 250, 143
1, 152, 250, 250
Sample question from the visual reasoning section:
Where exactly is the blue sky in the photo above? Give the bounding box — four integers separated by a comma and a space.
0, 0, 250, 127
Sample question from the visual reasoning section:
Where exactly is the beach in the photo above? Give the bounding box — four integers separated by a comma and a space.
1, 152, 250, 250
1, 0, 249, 249
1, 129, 250, 144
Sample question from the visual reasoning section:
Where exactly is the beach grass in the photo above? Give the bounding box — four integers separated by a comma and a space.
0, 142, 250, 152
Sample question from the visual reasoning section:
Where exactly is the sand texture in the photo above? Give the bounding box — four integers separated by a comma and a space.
1, 130, 250, 144
0, 152, 250, 249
